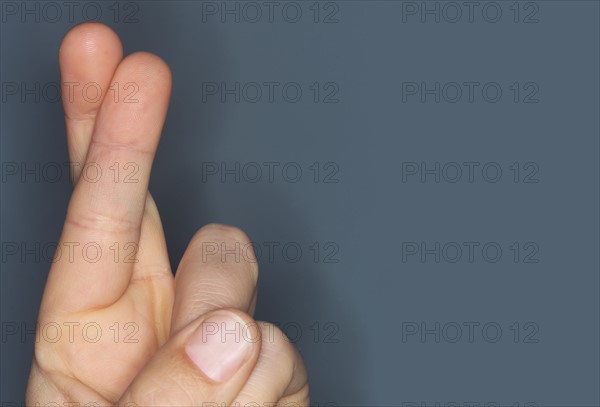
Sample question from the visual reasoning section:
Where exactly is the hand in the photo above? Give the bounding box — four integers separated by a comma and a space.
25, 22, 308, 406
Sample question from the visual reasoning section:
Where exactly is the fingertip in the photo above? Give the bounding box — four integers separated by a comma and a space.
92, 51, 172, 148
186, 223, 259, 277
60, 22, 123, 65
59, 22, 124, 121
120, 51, 173, 93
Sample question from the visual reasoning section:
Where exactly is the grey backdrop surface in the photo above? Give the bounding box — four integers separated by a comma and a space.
1, 1, 599, 406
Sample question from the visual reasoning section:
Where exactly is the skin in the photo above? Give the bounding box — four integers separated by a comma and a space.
25, 22, 309, 406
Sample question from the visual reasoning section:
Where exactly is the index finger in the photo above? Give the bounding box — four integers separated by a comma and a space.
42, 52, 172, 314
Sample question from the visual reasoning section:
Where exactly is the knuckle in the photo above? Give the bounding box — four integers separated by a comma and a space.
259, 322, 297, 366
256, 321, 309, 398
279, 383, 311, 406
65, 205, 137, 235
127, 373, 196, 407
233, 328, 309, 405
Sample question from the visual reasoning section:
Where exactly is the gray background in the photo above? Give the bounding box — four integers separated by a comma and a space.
1, 1, 599, 406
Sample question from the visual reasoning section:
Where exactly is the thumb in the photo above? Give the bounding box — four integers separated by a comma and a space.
118, 309, 261, 406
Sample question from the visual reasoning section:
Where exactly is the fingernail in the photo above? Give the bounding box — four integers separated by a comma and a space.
185, 312, 253, 382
